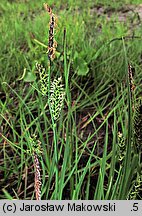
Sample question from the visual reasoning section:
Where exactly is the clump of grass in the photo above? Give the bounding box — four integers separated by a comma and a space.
2, 1, 142, 200
33, 4, 65, 199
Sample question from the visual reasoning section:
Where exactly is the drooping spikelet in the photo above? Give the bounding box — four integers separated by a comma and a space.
133, 99, 142, 153
128, 175, 142, 200
29, 135, 42, 200
44, 3, 57, 61
33, 152, 42, 200
117, 132, 126, 163
36, 62, 48, 95
128, 64, 135, 96
128, 64, 135, 111
50, 77, 65, 121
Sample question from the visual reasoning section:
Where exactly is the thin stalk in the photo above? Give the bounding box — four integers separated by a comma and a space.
47, 61, 59, 199
118, 38, 132, 199
63, 28, 74, 198
44, 3, 59, 199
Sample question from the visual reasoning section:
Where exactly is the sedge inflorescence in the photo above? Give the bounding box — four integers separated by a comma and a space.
50, 77, 65, 121
29, 135, 42, 200
36, 4, 65, 121
36, 62, 48, 96
44, 3, 57, 61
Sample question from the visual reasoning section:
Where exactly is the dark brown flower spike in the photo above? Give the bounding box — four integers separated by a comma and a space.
29, 135, 42, 200
128, 64, 135, 96
34, 152, 42, 200
44, 3, 57, 61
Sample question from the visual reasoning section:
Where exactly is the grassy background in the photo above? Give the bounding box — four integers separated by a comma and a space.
1, 0, 142, 199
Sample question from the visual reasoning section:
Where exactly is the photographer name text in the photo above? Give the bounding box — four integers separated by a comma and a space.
18, 202, 116, 212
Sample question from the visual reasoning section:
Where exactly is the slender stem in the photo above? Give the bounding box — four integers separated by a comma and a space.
63, 28, 73, 198
48, 60, 59, 199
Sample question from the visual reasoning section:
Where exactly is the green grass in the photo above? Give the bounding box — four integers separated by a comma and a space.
1, 0, 142, 200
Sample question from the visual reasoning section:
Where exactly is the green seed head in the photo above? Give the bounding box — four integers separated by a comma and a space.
50, 77, 65, 121
36, 62, 48, 96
